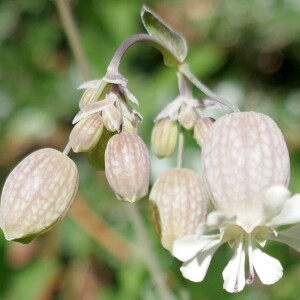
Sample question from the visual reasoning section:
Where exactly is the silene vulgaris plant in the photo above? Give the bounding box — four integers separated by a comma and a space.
1, 6, 300, 295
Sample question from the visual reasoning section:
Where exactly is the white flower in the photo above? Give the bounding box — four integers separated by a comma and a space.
172, 111, 300, 293
173, 186, 300, 293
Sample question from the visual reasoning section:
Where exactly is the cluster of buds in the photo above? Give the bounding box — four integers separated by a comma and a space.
151, 92, 216, 158
70, 75, 151, 203
0, 74, 152, 242
149, 79, 213, 250
69, 75, 142, 163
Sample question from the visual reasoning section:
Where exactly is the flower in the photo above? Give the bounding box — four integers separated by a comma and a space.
149, 168, 207, 251
70, 73, 142, 155
151, 118, 178, 158
104, 132, 151, 202
172, 111, 300, 293
193, 117, 215, 147
173, 186, 300, 293
69, 113, 104, 152
0, 148, 78, 243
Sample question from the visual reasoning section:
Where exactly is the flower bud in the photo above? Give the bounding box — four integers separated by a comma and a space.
87, 128, 116, 170
178, 106, 198, 130
122, 117, 137, 133
151, 118, 178, 158
69, 113, 103, 153
193, 117, 215, 147
102, 104, 122, 132
202, 111, 290, 232
79, 88, 97, 109
105, 132, 150, 202
0, 148, 78, 243
149, 168, 207, 251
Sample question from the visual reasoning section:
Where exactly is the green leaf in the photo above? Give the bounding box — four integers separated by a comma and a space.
141, 6, 188, 63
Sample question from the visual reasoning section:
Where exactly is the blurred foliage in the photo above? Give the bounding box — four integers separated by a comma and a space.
0, 0, 300, 299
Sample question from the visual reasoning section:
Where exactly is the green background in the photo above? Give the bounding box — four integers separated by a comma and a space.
0, 0, 299, 299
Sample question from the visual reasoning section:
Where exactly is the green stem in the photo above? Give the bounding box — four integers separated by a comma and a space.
179, 64, 240, 112
177, 130, 184, 168
177, 72, 193, 98
107, 34, 239, 112
63, 141, 72, 155
107, 33, 181, 74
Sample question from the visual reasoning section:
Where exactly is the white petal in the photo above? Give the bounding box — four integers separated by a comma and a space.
268, 194, 300, 227
180, 241, 220, 282
206, 211, 232, 228
263, 185, 290, 221
172, 235, 205, 262
195, 222, 206, 235
270, 224, 300, 251
222, 241, 245, 293
154, 98, 183, 121
172, 234, 221, 262
252, 248, 283, 285
72, 97, 116, 124
119, 86, 139, 105
78, 79, 102, 89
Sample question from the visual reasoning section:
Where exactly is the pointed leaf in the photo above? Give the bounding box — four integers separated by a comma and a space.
141, 6, 188, 63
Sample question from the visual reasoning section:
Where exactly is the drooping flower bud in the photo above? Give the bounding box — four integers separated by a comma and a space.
79, 88, 98, 109
151, 118, 178, 158
105, 132, 150, 202
149, 168, 207, 251
0, 148, 78, 243
202, 111, 290, 232
122, 117, 137, 133
87, 128, 116, 170
102, 104, 122, 132
193, 117, 215, 147
69, 113, 103, 153
178, 105, 198, 130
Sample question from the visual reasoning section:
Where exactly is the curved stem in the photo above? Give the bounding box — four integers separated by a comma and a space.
177, 72, 193, 98
63, 141, 72, 155
107, 34, 181, 74
107, 34, 239, 113
177, 130, 184, 168
179, 64, 240, 113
